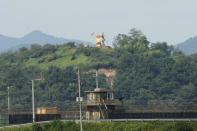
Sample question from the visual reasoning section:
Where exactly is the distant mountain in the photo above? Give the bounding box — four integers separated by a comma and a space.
0, 30, 93, 53
176, 36, 197, 55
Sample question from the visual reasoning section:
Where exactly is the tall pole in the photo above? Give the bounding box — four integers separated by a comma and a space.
78, 69, 83, 131
7, 86, 10, 116
32, 80, 35, 123
96, 70, 98, 89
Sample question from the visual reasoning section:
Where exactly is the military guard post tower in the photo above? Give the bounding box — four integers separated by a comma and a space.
84, 72, 122, 120
95, 33, 110, 48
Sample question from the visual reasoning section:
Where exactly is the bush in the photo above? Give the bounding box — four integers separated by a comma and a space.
66, 42, 76, 48
49, 119, 64, 131
42, 120, 79, 131
64, 121, 79, 131
32, 123, 43, 131
42, 123, 51, 131
4, 121, 197, 131
71, 55, 76, 60
175, 122, 193, 131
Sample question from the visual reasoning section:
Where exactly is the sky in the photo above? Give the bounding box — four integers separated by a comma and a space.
0, 0, 197, 46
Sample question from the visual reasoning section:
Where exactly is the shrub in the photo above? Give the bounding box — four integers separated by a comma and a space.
71, 55, 76, 60
175, 122, 193, 131
42, 123, 51, 131
32, 123, 43, 131
64, 121, 79, 131
49, 119, 64, 131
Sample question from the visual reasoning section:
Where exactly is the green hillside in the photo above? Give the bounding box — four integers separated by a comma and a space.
0, 43, 116, 70
0, 29, 197, 110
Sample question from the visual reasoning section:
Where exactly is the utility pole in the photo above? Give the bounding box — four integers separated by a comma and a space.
78, 69, 83, 131
96, 70, 98, 89
32, 80, 35, 123
31, 76, 43, 123
7, 86, 10, 116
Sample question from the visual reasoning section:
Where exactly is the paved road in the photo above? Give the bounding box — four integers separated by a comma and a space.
1, 119, 197, 130
77, 118, 197, 122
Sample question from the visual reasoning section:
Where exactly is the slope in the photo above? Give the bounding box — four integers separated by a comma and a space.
0, 30, 93, 53
176, 36, 197, 55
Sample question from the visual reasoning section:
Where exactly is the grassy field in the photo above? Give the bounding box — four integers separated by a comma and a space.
0, 124, 9, 127
23, 46, 91, 70
1, 120, 197, 131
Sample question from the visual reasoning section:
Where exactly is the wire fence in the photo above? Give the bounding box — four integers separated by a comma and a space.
0, 99, 197, 115
122, 100, 197, 112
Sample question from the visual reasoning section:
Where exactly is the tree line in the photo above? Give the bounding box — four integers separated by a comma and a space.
0, 28, 196, 110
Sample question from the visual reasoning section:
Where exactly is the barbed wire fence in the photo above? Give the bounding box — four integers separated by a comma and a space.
0, 99, 197, 115
0, 87, 197, 120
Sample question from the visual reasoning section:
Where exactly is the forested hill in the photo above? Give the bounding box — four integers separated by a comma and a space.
0, 29, 197, 109
176, 36, 197, 55
0, 30, 93, 53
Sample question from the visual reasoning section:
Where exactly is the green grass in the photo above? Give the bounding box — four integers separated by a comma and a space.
23, 47, 91, 70
0, 44, 116, 71
0, 123, 9, 127
1, 121, 197, 131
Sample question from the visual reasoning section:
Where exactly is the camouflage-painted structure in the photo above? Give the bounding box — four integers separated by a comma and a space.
84, 88, 122, 120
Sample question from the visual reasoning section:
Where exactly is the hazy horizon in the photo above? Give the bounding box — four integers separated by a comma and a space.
1, 0, 197, 45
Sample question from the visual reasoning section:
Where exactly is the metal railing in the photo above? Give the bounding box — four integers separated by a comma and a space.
84, 99, 122, 106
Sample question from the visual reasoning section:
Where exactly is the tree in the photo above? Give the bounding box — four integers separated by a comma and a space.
128, 28, 144, 42
19, 47, 28, 52
113, 28, 144, 48
67, 42, 76, 48
150, 42, 173, 56
30, 44, 42, 51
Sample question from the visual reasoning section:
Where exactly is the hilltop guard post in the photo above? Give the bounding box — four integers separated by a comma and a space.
95, 33, 110, 48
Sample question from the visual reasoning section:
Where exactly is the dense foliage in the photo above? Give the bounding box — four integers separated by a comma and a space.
113, 29, 197, 105
0, 29, 197, 110
2, 120, 197, 131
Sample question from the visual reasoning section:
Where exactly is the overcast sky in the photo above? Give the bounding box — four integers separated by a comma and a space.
0, 0, 197, 45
